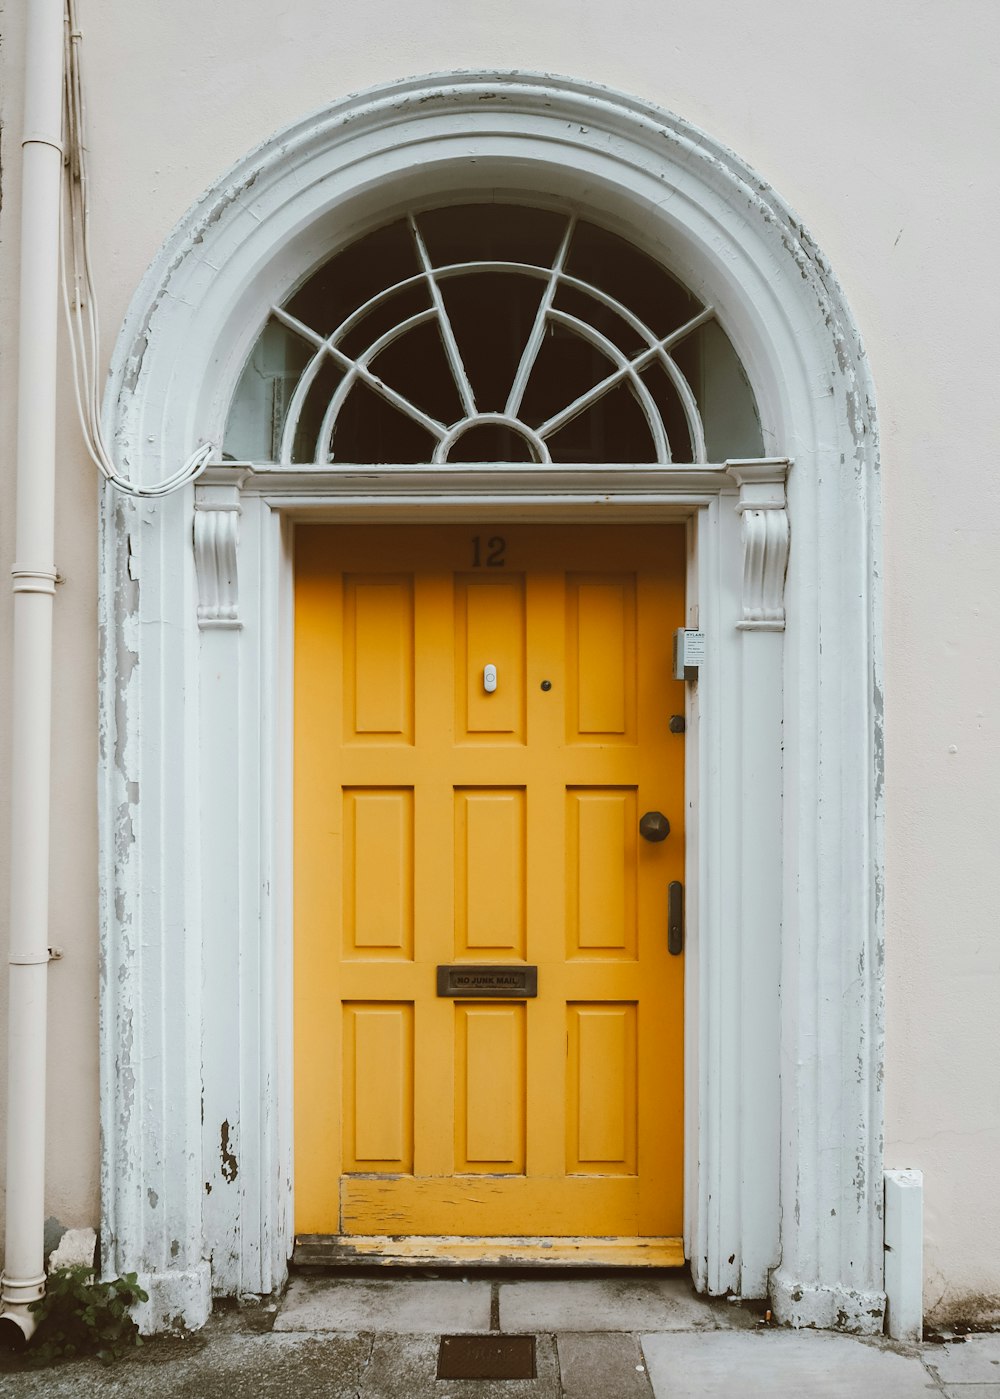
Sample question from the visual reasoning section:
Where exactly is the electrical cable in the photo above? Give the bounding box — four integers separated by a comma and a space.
61, 0, 213, 497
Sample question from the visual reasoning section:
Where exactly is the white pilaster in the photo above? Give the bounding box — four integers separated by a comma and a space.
687, 483, 784, 1300
99, 488, 211, 1333
770, 428, 885, 1332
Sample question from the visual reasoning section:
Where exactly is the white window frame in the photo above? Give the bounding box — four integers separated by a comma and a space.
98, 73, 884, 1335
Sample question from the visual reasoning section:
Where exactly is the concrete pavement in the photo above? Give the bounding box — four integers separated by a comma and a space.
0, 1272, 995, 1396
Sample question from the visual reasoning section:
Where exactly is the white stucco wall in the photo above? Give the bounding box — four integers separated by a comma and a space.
1, 0, 997, 1324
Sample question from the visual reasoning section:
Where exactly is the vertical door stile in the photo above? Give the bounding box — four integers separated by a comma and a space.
293, 545, 345, 1233
413, 565, 455, 1182
525, 563, 567, 1184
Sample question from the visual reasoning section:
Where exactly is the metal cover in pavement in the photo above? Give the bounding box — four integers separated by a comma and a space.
437, 1334, 536, 1379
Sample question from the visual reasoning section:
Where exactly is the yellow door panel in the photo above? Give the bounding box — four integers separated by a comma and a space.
342, 1002, 414, 1171
294, 524, 685, 1246
458, 577, 526, 739
568, 789, 637, 955
568, 578, 635, 738
567, 1003, 638, 1174
343, 789, 414, 956
344, 577, 415, 740
455, 1003, 527, 1172
455, 789, 526, 956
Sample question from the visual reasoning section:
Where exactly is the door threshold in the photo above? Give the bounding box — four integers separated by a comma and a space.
293, 1235, 684, 1268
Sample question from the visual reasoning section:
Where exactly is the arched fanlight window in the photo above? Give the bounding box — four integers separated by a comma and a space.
225, 204, 762, 465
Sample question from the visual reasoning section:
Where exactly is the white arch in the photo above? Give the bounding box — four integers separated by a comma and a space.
100, 73, 883, 1334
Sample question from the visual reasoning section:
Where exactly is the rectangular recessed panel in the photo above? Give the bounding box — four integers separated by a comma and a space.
342, 1003, 413, 1171
343, 789, 413, 956
458, 577, 525, 739
345, 576, 413, 739
567, 789, 636, 954
567, 1003, 637, 1174
455, 1003, 526, 1172
569, 578, 635, 737
455, 789, 525, 953
438, 1335, 536, 1380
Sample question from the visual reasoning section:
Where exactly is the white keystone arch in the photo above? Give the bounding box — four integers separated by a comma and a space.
99, 72, 884, 1334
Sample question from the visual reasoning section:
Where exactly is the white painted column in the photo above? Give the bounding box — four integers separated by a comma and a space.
728, 462, 788, 1299
196, 479, 292, 1299
770, 441, 886, 1332
99, 490, 211, 1334
196, 486, 245, 1290
687, 464, 787, 1299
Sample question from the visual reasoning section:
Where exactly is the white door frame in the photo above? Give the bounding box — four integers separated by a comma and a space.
98, 73, 884, 1335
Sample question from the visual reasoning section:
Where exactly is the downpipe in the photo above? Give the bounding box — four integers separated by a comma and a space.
1, 0, 64, 1353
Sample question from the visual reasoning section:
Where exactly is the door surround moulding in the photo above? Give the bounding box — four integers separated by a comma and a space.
98, 71, 884, 1334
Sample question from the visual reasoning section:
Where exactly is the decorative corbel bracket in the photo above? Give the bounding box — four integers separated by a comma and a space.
726, 458, 791, 631
193, 473, 249, 629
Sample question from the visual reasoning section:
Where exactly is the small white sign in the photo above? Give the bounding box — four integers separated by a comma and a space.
673, 629, 706, 679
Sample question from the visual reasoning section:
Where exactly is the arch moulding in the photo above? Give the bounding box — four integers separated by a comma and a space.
99, 72, 884, 1334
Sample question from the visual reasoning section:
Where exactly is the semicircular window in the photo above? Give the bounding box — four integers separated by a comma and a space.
225, 204, 762, 465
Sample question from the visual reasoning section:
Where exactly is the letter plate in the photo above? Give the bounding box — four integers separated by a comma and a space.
436, 965, 538, 998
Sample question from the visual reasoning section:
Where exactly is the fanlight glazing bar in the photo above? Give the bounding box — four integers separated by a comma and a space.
432, 413, 551, 465
273, 305, 448, 464
541, 308, 670, 462
314, 308, 449, 462
408, 214, 478, 418
504, 216, 576, 419
537, 305, 714, 456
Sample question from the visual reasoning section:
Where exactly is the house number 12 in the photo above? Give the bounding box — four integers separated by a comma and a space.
471, 535, 506, 567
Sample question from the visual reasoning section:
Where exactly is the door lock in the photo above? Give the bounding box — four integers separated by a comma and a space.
638, 811, 670, 842
668, 881, 684, 955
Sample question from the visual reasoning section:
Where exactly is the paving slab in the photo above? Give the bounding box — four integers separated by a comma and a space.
500, 1277, 721, 1332
640, 1330, 938, 1398
557, 1331, 654, 1397
0, 1333, 373, 1399
926, 1334, 1000, 1384
361, 1332, 561, 1398
941, 1388, 1000, 1398
275, 1274, 492, 1333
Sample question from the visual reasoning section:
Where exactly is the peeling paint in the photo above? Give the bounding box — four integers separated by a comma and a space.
220, 1122, 239, 1183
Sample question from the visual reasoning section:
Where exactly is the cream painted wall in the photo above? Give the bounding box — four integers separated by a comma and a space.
1, 0, 998, 1324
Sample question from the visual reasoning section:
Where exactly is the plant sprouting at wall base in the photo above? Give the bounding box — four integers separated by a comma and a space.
26, 1266, 149, 1366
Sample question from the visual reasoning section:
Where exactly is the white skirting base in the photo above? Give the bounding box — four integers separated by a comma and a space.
132, 1262, 212, 1335
770, 1272, 886, 1333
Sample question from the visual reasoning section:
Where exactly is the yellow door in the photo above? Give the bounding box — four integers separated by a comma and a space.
295, 524, 685, 1261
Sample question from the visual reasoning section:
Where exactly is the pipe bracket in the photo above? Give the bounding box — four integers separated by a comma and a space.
11, 565, 59, 595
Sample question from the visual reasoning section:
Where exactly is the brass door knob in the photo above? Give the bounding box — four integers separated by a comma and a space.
639, 811, 670, 842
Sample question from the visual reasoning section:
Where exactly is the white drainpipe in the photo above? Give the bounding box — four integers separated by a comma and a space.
0, 0, 64, 1350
